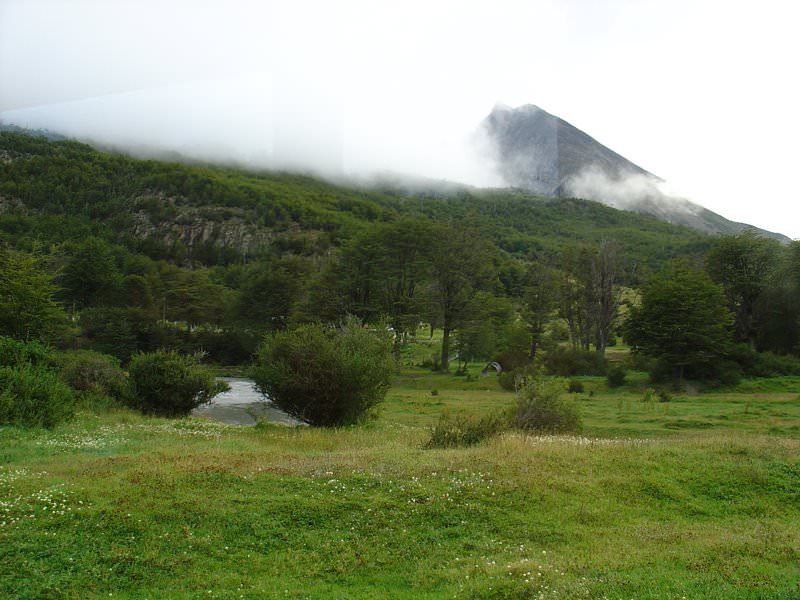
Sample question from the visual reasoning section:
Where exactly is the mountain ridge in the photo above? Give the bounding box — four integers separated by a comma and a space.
480, 104, 790, 243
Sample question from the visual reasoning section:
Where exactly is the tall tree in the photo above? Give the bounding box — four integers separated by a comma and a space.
558, 242, 619, 354
426, 224, 496, 372
59, 237, 121, 309
0, 246, 67, 340
592, 240, 620, 355
625, 261, 734, 384
705, 231, 781, 348
521, 257, 558, 360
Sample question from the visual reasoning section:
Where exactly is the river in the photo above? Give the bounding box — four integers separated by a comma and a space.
191, 377, 301, 426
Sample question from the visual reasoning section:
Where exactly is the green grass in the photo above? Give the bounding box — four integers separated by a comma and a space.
1, 368, 799, 598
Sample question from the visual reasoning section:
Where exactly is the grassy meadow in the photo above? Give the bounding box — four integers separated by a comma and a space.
1, 345, 799, 599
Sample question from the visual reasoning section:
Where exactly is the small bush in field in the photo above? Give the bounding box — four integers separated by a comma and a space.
498, 363, 539, 391
511, 378, 581, 434
55, 350, 126, 399
568, 379, 584, 393
127, 350, 228, 417
251, 318, 394, 426
0, 364, 75, 428
543, 346, 607, 376
607, 366, 627, 388
425, 411, 507, 449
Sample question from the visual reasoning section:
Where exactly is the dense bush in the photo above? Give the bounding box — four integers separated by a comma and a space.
54, 350, 126, 399
607, 366, 627, 388
567, 380, 585, 393
425, 411, 507, 449
0, 364, 75, 427
728, 344, 800, 377
251, 318, 394, 426
510, 378, 582, 433
127, 350, 228, 416
542, 346, 607, 376
0, 336, 53, 367
650, 356, 742, 387
498, 363, 539, 391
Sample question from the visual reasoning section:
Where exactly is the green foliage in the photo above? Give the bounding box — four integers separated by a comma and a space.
511, 378, 582, 433
542, 346, 608, 376
567, 380, 585, 393
0, 335, 53, 367
59, 237, 122, 308
0, 246, 67, 341
251, 318, 395, 426
424, 411, 508, 448
0, 363, 75, 428
53, 350, 126, 399
705, 231, 782, 346
497, 363, 539, 391
606, 365, 627, 388
625, 261, 735, 383
127, 350, 228, 416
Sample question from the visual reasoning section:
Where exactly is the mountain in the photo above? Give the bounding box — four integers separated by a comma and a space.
0, 129, 710, 276
480, 104, 790, 242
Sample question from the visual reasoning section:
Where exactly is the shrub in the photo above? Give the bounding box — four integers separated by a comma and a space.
567, 379, 584, 393
54, 350, 126, 398
510, 378, 581, 433
127, 350, 228, 416
543, 347, 607, 376
607, 366, 627, 388
0, 364, 75, 427
251, 318, 394, 426
728, 344, 800, 377
425, 411, 507, 449
498, 363, 539, 391
0, 336, 53, 368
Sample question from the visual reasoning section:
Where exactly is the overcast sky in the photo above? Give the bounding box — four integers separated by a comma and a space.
2, 0, 799, 238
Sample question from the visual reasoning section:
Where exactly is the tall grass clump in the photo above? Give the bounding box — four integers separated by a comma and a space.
0, 363, 75, 427
425, 411, 507, 448
127, 350, 228, 417
251, 317, 394, 426
511, 377, 582, 433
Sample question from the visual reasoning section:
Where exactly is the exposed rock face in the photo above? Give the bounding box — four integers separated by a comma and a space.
481, 104, 789, 242
482, 104, 654, 196
130, 193, 273, 255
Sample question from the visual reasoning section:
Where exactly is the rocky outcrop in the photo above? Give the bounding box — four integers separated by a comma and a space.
480, 104, 789, 242
130, 193, 273, 254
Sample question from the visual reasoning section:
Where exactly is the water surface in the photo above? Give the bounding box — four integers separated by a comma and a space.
192, 377, 300, 426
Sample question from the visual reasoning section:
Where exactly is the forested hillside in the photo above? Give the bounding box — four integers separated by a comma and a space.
2, 131, 798, 379
0, 132, 709, 269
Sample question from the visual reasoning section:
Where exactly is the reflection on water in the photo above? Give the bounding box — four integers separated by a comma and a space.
191, 377, 301, 426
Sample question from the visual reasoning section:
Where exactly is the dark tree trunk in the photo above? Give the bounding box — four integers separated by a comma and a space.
441, 326, 451, 372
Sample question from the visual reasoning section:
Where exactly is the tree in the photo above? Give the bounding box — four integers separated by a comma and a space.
251, 318, 394, 426
127, 350, 228, 416
426, 224, 496, 372
59, 237, 121, 309
236, 255, 311, 330
705, 231, 781, 348
0, 246, 67, 341
625, 261, 734, 384
520, 257, 558, 360
592, 240, 620, 354
558, 241, 619, 354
